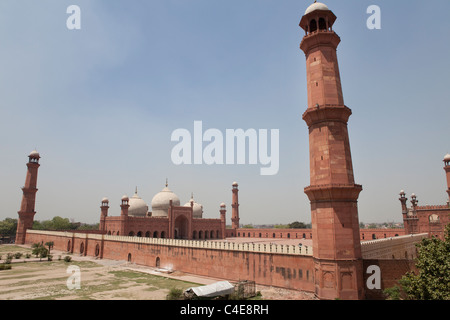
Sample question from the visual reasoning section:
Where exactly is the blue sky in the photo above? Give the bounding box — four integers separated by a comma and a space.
0, 0, 449, 225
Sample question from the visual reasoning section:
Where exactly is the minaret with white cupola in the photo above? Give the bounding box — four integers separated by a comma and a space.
299, 1, 364, 300
16, 150, 41, 244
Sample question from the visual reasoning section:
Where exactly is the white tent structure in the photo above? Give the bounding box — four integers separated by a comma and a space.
185, 281, 235, 298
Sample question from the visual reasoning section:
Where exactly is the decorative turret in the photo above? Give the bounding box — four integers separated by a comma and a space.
399, 190, 408, 214
120, 195, 130, 217
400, 191, 418, 235
444, 154, 450, 200
411, 193, 418, 209
99, 197, 109, 232
220, 203, 227, 239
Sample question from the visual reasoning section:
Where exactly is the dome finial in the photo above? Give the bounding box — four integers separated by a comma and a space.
165, 178, 168, 188
135, 186, 138, 195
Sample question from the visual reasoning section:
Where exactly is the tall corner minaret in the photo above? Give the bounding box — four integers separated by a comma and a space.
231, 182, 240, 230
299, 2, 364, 300
444, 154, 450, 201
16, 150, 41, 244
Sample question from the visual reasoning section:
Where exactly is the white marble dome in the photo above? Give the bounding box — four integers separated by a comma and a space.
184, 196, 203, 219
305, 2, 329, 15
128, 189, 149, 217
29, 150, 40, 158
151, 185, 180, 217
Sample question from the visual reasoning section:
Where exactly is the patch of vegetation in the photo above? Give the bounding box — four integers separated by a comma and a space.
384, 224, 450, 300
166, 287, 184, 300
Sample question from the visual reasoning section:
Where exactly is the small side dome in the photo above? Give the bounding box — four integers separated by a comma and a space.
184, 195, 203, 219
220, 202, 226, 208
128, 189, 149, 217
102, 197, 109, 203
305, 2, 330, 15
444, 154, 450, 162
121, 195, 129, 201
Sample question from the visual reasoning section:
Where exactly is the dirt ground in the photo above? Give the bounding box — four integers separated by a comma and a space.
0, 244, 317, 300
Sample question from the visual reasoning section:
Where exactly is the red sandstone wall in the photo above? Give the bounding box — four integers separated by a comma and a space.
236, 228, 313, 240
102, 239, 316, 291
191, 219, 223, 239
25, 231, 315, 293
25, 231, 420, 299
233, 228, 405, 241
360, 229, 405, 240
363, 259, 417, 300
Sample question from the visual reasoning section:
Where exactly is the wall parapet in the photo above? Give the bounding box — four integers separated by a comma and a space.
26, 230, 313, 256
361, 233, 427, 259
416, 205, 449, 211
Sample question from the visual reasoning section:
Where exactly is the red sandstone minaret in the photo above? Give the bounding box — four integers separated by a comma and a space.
220, 203, 227, 239
16, 150, 41, 244
99, 197, 109, 233
444, 154, 450, 201
300, 2, 364, 300
231, 182, 240, 230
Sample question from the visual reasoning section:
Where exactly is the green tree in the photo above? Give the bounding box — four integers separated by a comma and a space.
288, 221, 307, 229
31, 243, 48, 261
77, 223, 99, 230
385, 224, 450, 300
0, 218, 18, 238
33, 216, 73, 231
45, 241, 54, 255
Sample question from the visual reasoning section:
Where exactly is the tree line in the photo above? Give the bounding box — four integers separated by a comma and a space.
0, 216, 99, 240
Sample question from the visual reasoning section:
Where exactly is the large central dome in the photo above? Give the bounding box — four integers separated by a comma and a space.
151, 184, 180, 217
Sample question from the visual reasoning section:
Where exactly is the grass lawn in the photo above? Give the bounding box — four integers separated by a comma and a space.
0, 244, 199, 300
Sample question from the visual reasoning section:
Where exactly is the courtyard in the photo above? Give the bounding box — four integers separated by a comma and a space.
0, 244, 316, 300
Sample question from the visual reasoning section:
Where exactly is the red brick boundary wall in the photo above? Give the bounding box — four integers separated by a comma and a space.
25, 230, 315, 292
363, 259, 417, 300
25, 230, 423, 299
232, 228, 405, 241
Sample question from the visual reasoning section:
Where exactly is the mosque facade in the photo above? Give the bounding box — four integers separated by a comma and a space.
99, 184, 226, 240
